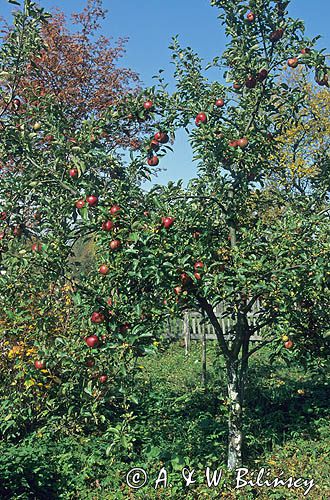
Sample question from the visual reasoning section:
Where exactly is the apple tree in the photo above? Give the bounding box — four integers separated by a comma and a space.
90, 0, 330, 469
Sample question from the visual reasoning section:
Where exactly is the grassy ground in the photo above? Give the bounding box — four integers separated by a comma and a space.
0, 341, 329, 499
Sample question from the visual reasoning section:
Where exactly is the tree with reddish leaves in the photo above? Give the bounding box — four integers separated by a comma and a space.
21, 0, 140, 123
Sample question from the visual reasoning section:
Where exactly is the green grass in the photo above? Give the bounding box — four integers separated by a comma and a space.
0, 341, 329, 499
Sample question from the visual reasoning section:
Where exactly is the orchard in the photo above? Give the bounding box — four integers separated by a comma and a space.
0, 0, 329, 497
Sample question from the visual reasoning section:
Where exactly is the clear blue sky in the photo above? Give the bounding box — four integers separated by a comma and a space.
1, 0, 329, 185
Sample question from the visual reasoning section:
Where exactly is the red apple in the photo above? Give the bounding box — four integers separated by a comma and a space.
44, 134, 54, 142
34, 360, 45, 370
99, 264, 109, 275
110, 205, 121, 216
143, 100, 153, 110
69, 168, 78, 178
86, 195, 98, 207
85, 335, 99, 348
174, 286, 182, 295
0, 211, 7, 220
257, 69, 268, 82
13, 225, 22, 237
247, 11, 255, 22
99, 375, 108, 383
180, 272, 192, 286
75, 199, 85, 209
215, 98, 225, 108
237, 137, 249, 149
195, 112, 207, 125
233, 82, 242, 90
147, 155, 159, 166
154, 131, 169, 143
91, 312, 105, 324
101, 220, 114, 231
192, 230, 201, 239
245, 75, 257, 89
120, 322, 130, 333
288, 58, 298, 68
110, 239, 121, 251
194, 272, 202, 280
149, 139, 160, 152
301, 48, 311, 55
31, 242, 42, 252
143, 210, 150, 217
284, 340, 293, 349
269, 28, 284, 42
194, 261, 204, 270
162, 217, 175, 229
0, 231, 5, 240
228, 140, 238, 148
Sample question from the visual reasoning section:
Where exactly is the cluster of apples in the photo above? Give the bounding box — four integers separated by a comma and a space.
75, 195, 99, 209
174, 261, 204, 295
147, 129, 170, 167
282, 335, 294, 349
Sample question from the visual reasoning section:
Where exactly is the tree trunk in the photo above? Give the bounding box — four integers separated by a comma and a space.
226, 360, 244, 470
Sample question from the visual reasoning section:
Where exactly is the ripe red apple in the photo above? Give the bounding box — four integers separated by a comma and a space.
143, 210, 150, 217
107, 297, 113, 306
91, 311, 105, 324
143, 100, 153, 110
269, 28, 284, 42
247, 11, 255, 22
174, 286, 182, 295
215, 98, 225, 108
194, 261, 204, 270
86, 195, 98, 207
180, 272, 192, 286
31, 242, 42, 252
99, 264, 109, 275
194, 272, 202, 280
195, 112, 207, 125
85, 358, 95, 367
284, 340, 293, 349
257, 69, 268, 82
237, 137, 249, 149
120, 322, 130, 333
101, 220, 114, 231
13, 225, 22, 237
162, 217, 175, 229
34, 360, 45, 370
233, 82, 242, 90
109, 239, 121, 251
301, 48, 311, 55
288, 58, 298, 68
150, 139, 160, 151
147, 155, 159, 166
0, 231, 5, 240
110, 205, 121, 216
245, 75, 257, 89
154, 131, 169, 144
228, 140, 238, 148
69, 168, 78, 178
192, 230, 201, 239
99, 375, 108, 383
0, 211, 7, 220
75, 199, 85, 209
85, 335, 99, 348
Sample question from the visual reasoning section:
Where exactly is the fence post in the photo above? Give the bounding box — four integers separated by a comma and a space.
184, 310, 190, 355
201, 330, 207, 388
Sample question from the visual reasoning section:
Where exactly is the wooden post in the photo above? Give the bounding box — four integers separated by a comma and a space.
201, 329, 207, 388
184, 310, 190, 355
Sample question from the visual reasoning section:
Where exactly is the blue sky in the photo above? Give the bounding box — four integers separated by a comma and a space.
1, 0, 329, 185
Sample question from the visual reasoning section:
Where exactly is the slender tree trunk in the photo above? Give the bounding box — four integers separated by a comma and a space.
226, 359, 244, 470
